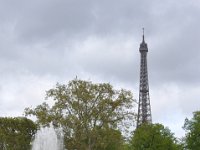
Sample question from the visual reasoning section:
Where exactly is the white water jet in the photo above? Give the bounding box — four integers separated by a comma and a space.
32, 125, 64, 150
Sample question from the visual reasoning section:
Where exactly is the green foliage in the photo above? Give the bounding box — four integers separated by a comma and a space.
0, 117, 37, 150
91, 127, 124, 150
121, 143, 131, 150
183, 111, 200, 149
25, 79, 136, 150
130, 123, 181, 150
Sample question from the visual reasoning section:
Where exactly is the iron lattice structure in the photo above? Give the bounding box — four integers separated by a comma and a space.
136, 31, 152, 128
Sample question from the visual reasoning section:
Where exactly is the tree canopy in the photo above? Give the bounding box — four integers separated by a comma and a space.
0, 117, 37, 150
130, 123, 181, 150
183, 111, 200, 149
25, 79, 136, 150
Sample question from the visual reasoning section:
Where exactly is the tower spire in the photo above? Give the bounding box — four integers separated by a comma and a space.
142, 28, 145, 42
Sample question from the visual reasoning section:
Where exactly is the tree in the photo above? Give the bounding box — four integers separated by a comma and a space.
130, 123, 181, 150
25, 79, 136, 150
0, 117, 37, 150
92, 127, 124, 150
183, 111, 200, 149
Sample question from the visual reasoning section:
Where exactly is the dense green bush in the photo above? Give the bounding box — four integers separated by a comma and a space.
0, 117, 37, 150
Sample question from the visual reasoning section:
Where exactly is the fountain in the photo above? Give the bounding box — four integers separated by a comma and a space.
32, 125, 64, 150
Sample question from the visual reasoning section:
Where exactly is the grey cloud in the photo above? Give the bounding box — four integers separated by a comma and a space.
149, 17, 200, 86
0, 0, 199, 85
0, 0, 157, 43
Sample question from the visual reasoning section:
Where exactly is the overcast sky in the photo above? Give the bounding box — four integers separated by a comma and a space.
0, 0, 200, 138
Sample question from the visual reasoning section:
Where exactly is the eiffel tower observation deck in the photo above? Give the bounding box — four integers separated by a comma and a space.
136, 29, 152, 128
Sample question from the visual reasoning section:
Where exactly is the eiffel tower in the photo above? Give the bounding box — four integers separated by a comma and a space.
136, 29, 152, 128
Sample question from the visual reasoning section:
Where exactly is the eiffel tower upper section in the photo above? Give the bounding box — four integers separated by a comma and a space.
136, 29, 152, 128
